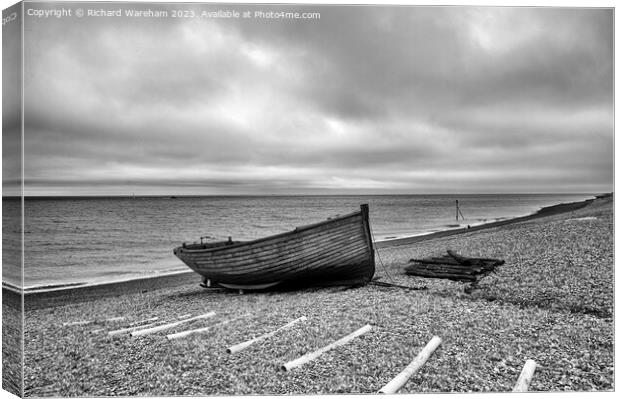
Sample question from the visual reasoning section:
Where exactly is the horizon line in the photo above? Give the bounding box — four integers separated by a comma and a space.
2, 192, 605, 199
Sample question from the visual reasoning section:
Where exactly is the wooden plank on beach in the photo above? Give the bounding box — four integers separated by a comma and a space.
512, 359, 537, 392
166, 314, 248, 340
131, 312, 216, 337
108, 322, 160, 336
281, 324, 372, 371
227, 316, 308, 354
63, 320, 94, 327
405, 250, 504, 284
128, 317, 159, 326
379, 336, 442, 394
109, 315, 190, 336
63, 316, 126, 327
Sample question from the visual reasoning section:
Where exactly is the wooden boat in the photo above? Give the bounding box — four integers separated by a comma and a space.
173, 204, 375, 290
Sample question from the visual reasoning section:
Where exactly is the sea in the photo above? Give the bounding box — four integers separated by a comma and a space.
2, 194, 595, 290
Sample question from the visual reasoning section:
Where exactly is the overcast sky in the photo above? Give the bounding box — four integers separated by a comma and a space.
5, 2, 613, 195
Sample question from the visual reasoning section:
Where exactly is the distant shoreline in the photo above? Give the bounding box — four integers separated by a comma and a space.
376, 193, 606, 248
4, 193, 609, 308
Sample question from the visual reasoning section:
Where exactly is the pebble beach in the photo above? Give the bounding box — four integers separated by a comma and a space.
7, 195, 614, 396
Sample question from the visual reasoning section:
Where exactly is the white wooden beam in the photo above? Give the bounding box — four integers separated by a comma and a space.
130, 312, 216, 337
282, 324, 372, 371
227, 316, 308, 354
379, 336, 442, 394
167, 314, 248, 340
513, 359, 537, 392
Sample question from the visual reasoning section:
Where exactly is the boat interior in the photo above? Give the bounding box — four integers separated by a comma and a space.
182, 239, 245, 250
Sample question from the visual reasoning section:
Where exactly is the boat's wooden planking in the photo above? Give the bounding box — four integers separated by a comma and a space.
190, 219, 363, 263
186, 220, 366, 270
181, 213, 362, 258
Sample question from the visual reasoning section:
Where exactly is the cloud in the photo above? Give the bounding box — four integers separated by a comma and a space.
17, 4, 613, 195
2, 4, 23, 195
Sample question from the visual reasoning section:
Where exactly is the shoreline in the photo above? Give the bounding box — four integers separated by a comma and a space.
5, 193, 609, 307
375, 194, 603, 248
6, 268, 191, 294
8, 271, 198, 310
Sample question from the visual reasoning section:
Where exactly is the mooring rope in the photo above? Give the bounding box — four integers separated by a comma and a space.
369, 223, 428, 291
368, 221, 396, 285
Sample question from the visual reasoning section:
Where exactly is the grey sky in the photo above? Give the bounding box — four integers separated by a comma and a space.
5, 2, 614, 195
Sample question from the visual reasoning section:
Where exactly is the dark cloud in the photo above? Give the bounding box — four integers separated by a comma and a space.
16, 3, 613, 195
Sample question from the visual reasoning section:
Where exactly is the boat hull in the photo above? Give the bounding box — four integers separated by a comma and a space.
173, 205, 375, 289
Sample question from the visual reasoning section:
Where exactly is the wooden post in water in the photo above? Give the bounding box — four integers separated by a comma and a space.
456, 200, 465, 221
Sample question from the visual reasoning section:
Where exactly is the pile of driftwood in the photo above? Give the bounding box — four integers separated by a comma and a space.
405, 250, 505, 292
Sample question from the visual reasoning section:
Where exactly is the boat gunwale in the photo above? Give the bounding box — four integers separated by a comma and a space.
175, 207, 366, 255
